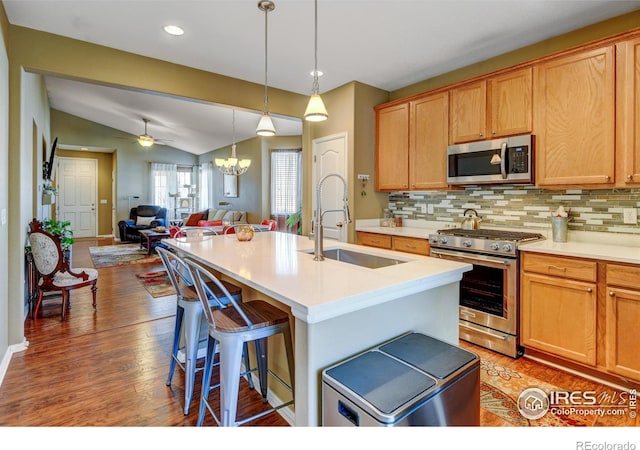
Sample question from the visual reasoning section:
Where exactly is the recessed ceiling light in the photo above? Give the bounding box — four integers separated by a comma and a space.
163, 25, 184, 36
310, 69, 324, 77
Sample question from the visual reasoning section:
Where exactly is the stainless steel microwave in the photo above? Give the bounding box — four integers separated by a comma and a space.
447, 134, 533, 185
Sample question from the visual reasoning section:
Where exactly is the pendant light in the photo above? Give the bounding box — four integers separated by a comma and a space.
215, 109, 251, 175
304, 0, 328, 122
256, 1, 276, 137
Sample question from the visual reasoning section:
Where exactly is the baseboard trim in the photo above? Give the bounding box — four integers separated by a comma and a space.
0, 338, 29, 389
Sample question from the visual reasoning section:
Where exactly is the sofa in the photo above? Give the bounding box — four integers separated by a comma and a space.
182, 208, 247, 227
117, 205, 167, 242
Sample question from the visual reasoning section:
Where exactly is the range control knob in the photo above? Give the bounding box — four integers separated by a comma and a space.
501, 243, 513, 252
490, 242, 500, 251
430, 236, 439, 244
462, 239, 472, 248
439, 237, 448, 244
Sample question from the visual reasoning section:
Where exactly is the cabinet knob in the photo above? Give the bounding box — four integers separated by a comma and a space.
628, 175, 633, 181
491, 130, 496, 135
609, 291, 615, 297
587, 288, 592, 293
479, 132, 484, 138
605, 175, 610, 181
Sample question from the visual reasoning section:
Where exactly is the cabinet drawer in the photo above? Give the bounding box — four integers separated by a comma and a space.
356, 232, 392, 249
392, 236, 430, 256
606, 264, 640, 289
522, 253, 597, 282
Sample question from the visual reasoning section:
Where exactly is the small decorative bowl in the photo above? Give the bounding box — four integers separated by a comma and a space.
236, 225, 255, 242
153, 226, 167, 232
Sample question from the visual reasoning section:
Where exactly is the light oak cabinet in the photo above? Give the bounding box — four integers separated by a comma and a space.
534, 46, 615, 187
375, 103, 410, 190
521, 253, 597, 366
449, 67, 532, 144
410, 92, 449, 190
375, 92, 449, 191
605, 264, 640, 381
357, 232, 430, 256
616, 36, 640, 187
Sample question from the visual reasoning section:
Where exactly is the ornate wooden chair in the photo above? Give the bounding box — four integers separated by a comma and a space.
28, 219, 98, 320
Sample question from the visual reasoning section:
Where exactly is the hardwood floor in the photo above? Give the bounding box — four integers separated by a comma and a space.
0, 238, 637, 428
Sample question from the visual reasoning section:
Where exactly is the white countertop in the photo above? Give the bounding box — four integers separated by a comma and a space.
163, 231, 471, 324
356, 219, 640, 265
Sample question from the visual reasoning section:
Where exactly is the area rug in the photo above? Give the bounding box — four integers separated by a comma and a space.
89, 243, 160, 268
135, 270, 175, 298
480, 359, 593, 426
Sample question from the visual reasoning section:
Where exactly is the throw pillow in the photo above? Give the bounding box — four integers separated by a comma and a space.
185, 212, 204, 226
213, 210, 227, 220
197, 220, 223, 227
136, 216, 156, 226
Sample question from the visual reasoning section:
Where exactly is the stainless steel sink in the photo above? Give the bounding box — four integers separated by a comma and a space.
305, 248, 409, 269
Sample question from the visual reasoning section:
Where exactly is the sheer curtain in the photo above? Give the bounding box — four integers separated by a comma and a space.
199, 162, 214, 211
150, 162, 177, 219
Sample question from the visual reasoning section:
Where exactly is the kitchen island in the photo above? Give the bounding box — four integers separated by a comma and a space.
163, 231, 471, 426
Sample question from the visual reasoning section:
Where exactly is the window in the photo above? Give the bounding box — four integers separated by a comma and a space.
270, 149, 302, 216
150, 163, 199, 220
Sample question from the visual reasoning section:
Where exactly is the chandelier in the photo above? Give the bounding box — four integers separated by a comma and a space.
215, 109, 251, 175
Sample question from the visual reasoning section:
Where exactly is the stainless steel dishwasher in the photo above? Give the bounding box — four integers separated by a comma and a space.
322, 333, 480, 426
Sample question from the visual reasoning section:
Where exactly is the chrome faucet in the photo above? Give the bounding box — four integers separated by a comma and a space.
313, 173, 351, 261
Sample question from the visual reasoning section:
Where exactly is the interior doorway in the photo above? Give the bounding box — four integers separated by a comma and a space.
56, 157, 98, 238
312, 132, 348, 242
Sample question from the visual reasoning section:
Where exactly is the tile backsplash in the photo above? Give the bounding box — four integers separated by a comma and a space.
388, 187, 640, 234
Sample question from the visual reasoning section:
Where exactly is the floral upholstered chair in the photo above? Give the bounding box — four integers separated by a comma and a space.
28, 219, 98, 321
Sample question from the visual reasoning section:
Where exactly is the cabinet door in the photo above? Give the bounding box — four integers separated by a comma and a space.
488, 67, 532, 138
410, 92, 449, 189
450, 80, 486, 144
606, 286, 640, 381
616, 37, 640, 187
375, 103, 409, 190
534, 46, 615, 186
521, 272, 596, 365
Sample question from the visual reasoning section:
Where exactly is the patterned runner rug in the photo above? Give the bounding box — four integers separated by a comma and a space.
135, 270, 174, 298
480, 359, 593, 426
89, 243, 160, 268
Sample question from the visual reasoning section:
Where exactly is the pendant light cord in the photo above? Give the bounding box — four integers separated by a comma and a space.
312, 0, 319, 95
263, 4, 269, 114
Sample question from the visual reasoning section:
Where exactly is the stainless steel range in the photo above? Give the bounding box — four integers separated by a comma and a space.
429, 228, 544, 358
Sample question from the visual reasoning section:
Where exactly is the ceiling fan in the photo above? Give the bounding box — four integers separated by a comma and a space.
132, 118, 173, 148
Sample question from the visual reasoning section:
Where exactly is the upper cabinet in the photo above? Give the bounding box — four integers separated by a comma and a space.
375, 92, 449, 191
410, 92, 449, 190
534, 46, 615, 187
449, 67, 532, 144
616, 36, 640, 187
375, 103, 410, 190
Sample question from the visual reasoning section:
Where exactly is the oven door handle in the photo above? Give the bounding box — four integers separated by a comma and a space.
430, 248, 512, 265
460, 321, 510, 341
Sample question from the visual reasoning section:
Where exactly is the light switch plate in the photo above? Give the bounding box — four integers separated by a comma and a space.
427, 204, 434, 214
623, 208, 638, 224
1, 209, 5, 225
419, 204, 426, 214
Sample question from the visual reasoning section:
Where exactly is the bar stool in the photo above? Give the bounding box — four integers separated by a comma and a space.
185, 258, 295, 427
156, 247, 253, 415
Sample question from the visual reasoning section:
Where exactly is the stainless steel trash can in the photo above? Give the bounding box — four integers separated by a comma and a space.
322, 332, 480, 426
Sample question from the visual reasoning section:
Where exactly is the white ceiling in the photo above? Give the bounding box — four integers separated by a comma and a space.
5, 0, 640, 155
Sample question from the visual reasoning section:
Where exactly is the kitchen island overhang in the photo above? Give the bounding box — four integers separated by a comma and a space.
163, 232, 472, 426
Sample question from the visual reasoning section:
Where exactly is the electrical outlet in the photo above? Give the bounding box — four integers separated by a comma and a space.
623, 208, 638, 224
418, 204, 426, 214
427, 204, 434, 214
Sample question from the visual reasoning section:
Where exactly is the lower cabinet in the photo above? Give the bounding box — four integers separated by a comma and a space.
356, 232, 430, 256
521, 252, 640, 384
605, 264, 640, 381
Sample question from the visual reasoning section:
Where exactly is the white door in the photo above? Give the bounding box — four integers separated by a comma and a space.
57, 157, 97, 238
312, 133, 348, 242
